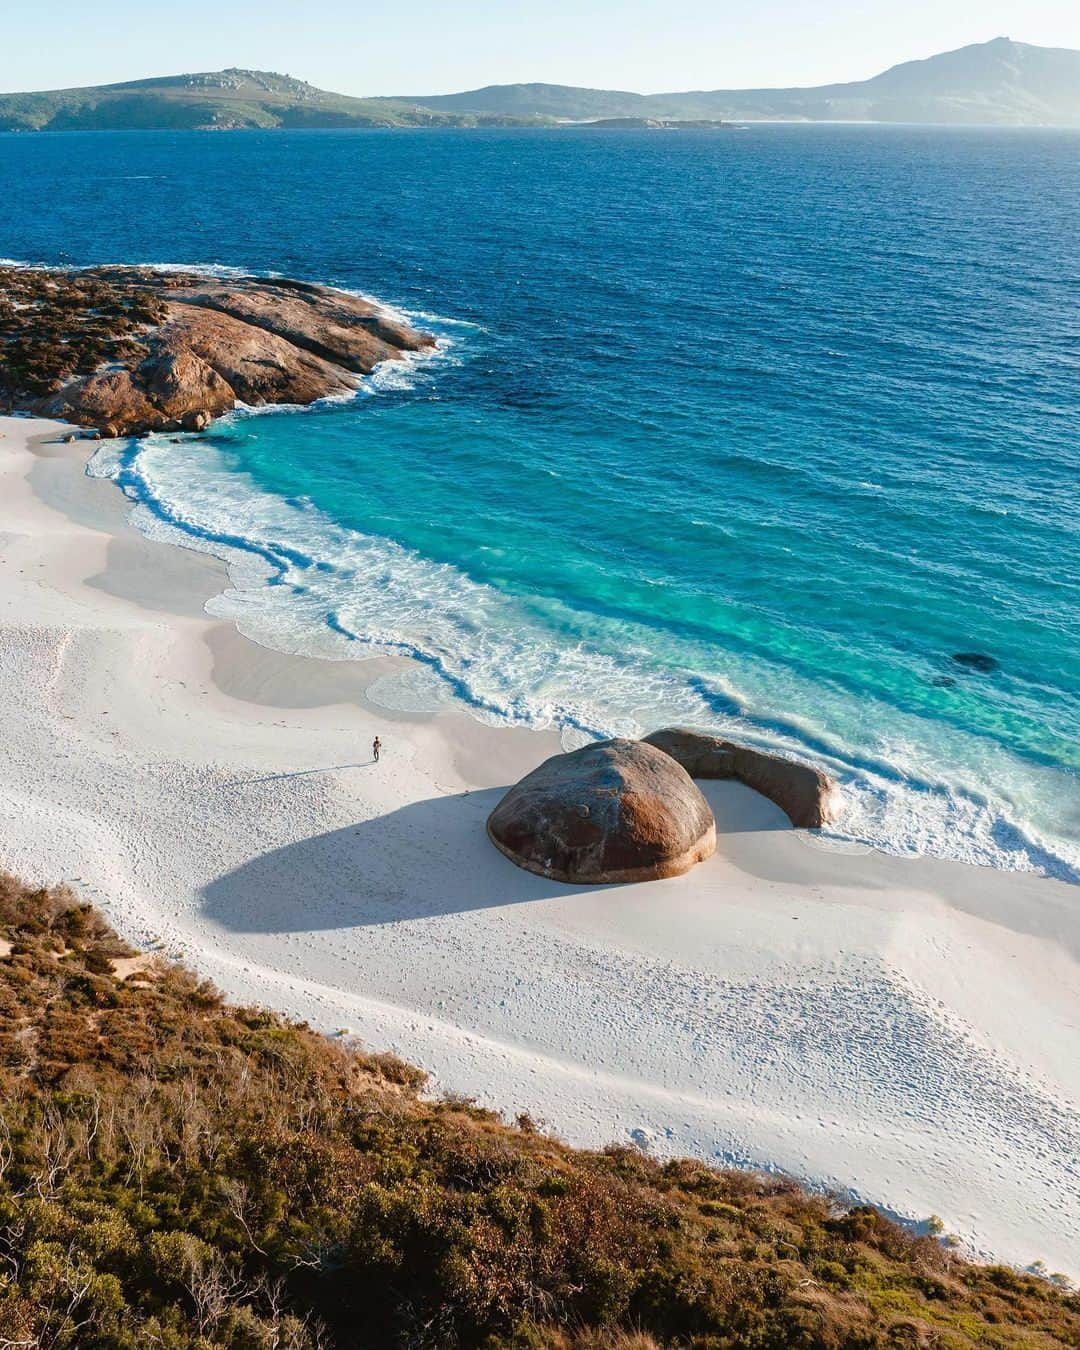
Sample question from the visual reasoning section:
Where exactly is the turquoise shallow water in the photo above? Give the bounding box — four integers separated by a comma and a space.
3, 125, 1078, 876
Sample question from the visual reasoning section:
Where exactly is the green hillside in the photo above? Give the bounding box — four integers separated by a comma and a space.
6, 41, 1078, 132
0, 871, 1077, 1346
0, 68, 548, 131
392, 38, 1080, 125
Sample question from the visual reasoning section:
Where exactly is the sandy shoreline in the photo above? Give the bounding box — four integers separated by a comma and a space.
1, 414, 1077, 1276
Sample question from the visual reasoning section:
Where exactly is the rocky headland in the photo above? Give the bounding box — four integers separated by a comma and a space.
573, 117, 729, 129
0, 265, 434, 436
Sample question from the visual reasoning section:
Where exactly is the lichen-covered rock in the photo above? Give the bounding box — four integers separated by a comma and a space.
642, 727, 840, 828
487, 738, 716, 885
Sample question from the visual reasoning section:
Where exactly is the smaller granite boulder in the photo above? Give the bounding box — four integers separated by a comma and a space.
643, 727, 840, 828
487, 738, 716, 885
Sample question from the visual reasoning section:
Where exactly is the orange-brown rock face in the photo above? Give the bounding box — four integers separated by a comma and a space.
487, 738, 717, 885
175, 278, 424, 373
155, 305, 357, 408
18, 267, 434, 436
642, 727, 841, 828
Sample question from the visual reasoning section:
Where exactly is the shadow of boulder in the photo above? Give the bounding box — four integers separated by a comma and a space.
201, 787, 608, 934
199, 778, 859, 938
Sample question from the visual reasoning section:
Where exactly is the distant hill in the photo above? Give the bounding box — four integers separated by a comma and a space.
0, 68, 548, 131
393, 38, 1080, 126
3, 40, 1078, 133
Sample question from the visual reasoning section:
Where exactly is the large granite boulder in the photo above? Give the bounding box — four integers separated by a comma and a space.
487, 738, 716, 884
642, 727, 840, 828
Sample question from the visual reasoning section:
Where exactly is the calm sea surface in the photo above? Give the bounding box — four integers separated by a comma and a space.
3, 125, 1078, 876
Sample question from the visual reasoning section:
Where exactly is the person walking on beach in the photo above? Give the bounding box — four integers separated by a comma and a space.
372, 735, 382, 763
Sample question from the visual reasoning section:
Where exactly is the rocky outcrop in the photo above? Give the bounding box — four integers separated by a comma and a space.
173, 276, 426, 374
642, 727, 840, 828
4, 266, 434, 436
487, 738, 716, 885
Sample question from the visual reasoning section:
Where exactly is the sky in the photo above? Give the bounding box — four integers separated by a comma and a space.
3, 0, 1080, 96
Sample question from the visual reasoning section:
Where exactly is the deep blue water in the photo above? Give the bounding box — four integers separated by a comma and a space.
3, 126, 1078, 875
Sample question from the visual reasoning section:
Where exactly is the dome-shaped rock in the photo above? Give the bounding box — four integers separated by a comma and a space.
642, 727, 840, 828
487, 738, 716, 884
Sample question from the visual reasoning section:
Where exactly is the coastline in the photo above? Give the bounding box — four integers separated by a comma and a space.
1, 415, 1077, 1276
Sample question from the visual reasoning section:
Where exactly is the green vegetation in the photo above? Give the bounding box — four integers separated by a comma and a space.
0, 871, 1075, 1347
0, 68, 550, 132
4, 42, 1080, 132
0, 266, 166, 403
380, 39, 1080, 126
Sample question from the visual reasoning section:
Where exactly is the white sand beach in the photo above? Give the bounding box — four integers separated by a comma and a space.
1, 415, 1077, 1278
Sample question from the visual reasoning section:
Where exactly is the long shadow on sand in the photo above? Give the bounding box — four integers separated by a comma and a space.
200, 781, 795, 935
202, 787, 589, 933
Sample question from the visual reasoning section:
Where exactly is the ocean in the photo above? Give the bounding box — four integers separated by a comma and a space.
3, 124, 1078, 878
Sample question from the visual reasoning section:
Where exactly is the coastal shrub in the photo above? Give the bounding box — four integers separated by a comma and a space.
0, 871, 1076, 1347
